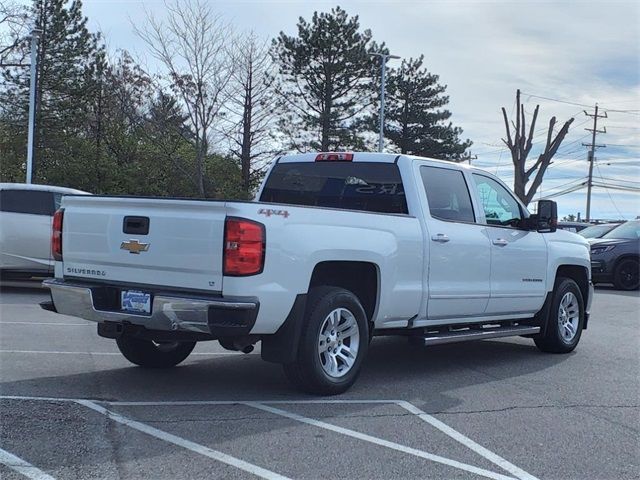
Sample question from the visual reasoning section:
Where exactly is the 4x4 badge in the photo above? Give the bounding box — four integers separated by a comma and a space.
258, 208, 289, 218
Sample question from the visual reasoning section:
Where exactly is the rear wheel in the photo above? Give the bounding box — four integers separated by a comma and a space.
283, 287, 369, 395
116, 336, 196, 368
534, 277, 584, 353
613, 258, 640, 291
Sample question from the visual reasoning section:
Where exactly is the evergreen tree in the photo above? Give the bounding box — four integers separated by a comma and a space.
272, 6, 383, 152
0, 0, 103, 184
376, 55, 471, 160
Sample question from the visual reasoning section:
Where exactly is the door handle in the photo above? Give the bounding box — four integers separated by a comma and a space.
431, 233, 450, 243
492, 238, 509, 246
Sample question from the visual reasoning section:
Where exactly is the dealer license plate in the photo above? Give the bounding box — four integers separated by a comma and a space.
121, 290, 151, 314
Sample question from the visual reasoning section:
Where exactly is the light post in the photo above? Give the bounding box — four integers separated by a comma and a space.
369, 52, 400, 152
26, 28, 42, 184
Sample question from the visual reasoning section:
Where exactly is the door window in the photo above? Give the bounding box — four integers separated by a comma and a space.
472, 175, 522, 227
420, 166, 475, 223
0, 190, 55, 216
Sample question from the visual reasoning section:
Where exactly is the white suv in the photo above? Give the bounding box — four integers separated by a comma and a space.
0, 183, 88, 279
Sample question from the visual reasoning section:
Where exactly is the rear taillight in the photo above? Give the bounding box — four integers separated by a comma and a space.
223, 217, 265, 276
315, 152, 354, 161
52, 208, 64, 261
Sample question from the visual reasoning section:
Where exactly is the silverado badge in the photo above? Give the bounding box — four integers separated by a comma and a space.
120, 239, 150, 254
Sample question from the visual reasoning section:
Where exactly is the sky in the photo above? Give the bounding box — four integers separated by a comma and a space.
55, 0, 640, 219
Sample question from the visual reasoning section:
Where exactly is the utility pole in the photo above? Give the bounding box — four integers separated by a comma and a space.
369, 52, 400, 152
582, 104, 607, 221
461, 151, 477, 165
26, 28, 42, 184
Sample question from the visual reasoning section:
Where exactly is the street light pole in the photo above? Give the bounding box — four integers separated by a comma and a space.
369, 52, 400, 152
26, 28, 42, 184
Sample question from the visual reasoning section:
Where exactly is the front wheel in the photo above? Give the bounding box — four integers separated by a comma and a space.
534, 277, 584, 353
283, 287, 369, 395
613, 258, 639, 291
116, 336, 196, 368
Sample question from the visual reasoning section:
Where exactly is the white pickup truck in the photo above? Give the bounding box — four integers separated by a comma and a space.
42, 152, 593, 394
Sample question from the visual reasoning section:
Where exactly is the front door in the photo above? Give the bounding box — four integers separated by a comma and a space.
471, 174, 548, 315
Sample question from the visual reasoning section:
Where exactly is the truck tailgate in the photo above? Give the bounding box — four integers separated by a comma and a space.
61, 196, 226, 292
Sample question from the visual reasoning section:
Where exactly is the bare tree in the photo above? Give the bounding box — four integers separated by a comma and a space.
501, 89, 574, 205
135, 0, 233, 196
225, 32, 279, 196
0, 0, 29, 68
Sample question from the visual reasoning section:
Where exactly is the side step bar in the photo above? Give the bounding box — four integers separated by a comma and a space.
409, 324, 540, 346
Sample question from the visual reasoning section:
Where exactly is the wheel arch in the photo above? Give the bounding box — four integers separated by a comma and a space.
261, 260, 380, 365
535, 264, 590, 336
308, 260, 380, 326
555, 264, 590, 305
612, 253, 640, 271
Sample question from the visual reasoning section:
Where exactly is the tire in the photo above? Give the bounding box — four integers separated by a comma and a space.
116, 336, 196, 368
534, 277, 584, 353
613, 258, 640, 291
283, 287, 369, 395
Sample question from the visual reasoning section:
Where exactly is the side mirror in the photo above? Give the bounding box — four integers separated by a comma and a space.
536, 200, 557, 233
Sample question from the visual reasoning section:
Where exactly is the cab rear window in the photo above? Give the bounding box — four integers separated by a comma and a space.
0, 190, 55, 216
260, 162, 408, 214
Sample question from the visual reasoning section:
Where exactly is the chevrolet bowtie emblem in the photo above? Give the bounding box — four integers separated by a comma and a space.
120, 239, 150, 254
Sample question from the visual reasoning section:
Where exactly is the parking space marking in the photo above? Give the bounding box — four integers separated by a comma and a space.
397, 401, 538, 480
75, 400, 291, 480
246, 402, 517, 480
2, 395, 538, 480
0, 447, 57, 480
0, 322, 91, 326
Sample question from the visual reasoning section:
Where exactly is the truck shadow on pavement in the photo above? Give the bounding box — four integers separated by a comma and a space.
593, 284, 640, 298
2, 336, 571, 411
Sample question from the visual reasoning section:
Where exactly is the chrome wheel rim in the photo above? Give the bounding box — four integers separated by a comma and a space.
558, 292, 580, 343
318, 308, 360, 378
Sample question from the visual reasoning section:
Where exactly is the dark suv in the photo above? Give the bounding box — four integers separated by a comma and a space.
590, 220, 640, 290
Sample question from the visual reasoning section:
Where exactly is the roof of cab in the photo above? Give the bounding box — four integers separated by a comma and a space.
277, 151, 473, 167
0, 183, 90, 194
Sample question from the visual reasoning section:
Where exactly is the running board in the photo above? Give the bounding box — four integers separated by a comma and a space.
410, 325, 540, 346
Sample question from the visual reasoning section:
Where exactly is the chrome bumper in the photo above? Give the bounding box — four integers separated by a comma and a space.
43, 278, 258, 336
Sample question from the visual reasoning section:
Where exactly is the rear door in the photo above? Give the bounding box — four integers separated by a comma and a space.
415, 164, 491, 320
470, 173, 547, 315
61, 196, 227, 292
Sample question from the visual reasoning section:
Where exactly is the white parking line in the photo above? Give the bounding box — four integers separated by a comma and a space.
0, 322, 91, 326
1, 395, 538, 480
75, 400, 291, 480
397, 401, 539, 480
0, 447, 57, 480
0, 350, 254, 356
246, 402, 517, 480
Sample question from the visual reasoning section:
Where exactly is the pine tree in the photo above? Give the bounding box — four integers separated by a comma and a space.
0, 0, 103, 184
378, 55, 471, 160
272, 7, 383, 152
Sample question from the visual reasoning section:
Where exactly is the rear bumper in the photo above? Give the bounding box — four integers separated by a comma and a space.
42, 278, 259, 338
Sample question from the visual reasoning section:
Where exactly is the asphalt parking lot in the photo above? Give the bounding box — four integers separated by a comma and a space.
0, 285, 638, 480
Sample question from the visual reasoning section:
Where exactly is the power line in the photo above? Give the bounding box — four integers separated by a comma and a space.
539, 182, 588, 200
594, 163, 627, 220
598, 176, 640, 185
520, 91, 640, 115
521, 92, 593, 108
